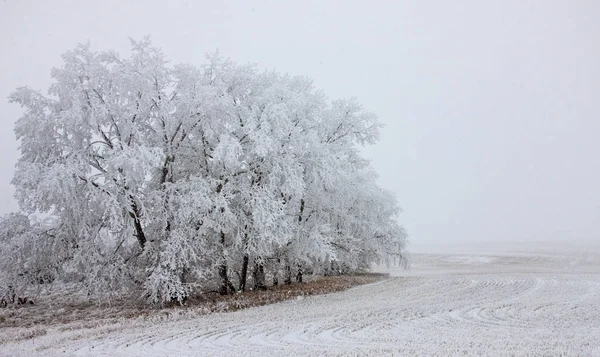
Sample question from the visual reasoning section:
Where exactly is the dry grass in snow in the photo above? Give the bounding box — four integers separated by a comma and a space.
0, 273, 386, 332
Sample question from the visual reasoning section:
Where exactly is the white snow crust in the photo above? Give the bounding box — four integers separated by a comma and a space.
3, 241, 599, 356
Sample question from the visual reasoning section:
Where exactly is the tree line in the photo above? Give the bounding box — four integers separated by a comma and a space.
0, 39, 407, 304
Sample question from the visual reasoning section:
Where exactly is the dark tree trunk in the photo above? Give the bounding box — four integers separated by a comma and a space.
239, 254, 249, 292
253, 259, 266, 290
272, 258, 280, 286
218, 263, 228, 296
294, 199, 305, 284
160, 154, 174, 235
129, 200, 146, 249
296, 265, 303, 283
218, 231, 231, 295
298, 199, 305, 223
8, 286, 15, 304
284, 264, 292, 285
227, 280, 236, 294
118, 165, 147, 251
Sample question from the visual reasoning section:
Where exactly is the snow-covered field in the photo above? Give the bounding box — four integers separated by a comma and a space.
3, 241, 600, 356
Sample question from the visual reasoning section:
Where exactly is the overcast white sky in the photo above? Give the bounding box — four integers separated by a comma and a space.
1, 0, 599, 244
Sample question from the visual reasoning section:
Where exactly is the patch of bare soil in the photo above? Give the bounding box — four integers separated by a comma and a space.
0, 273, 387, 330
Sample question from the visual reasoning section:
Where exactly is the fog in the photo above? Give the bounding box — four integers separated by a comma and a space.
1, 0, 599, 244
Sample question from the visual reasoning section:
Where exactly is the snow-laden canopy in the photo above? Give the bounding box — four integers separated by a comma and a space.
1, 39, 407, 304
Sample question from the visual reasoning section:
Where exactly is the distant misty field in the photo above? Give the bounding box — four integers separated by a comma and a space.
3, 241, 599, 356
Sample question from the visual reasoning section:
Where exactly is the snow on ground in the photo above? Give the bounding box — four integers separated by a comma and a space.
3, 241, 600, 356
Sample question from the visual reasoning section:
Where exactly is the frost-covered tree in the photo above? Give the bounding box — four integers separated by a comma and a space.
3, 39, 407, 304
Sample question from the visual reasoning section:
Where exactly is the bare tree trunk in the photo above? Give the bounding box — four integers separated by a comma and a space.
129, 200, 146, 249
239, 254, 249, 292
296, 265, 303, 283
227, 279, 236, 294
272, 258, 280, 286
253, 258, 266, 290
298, 198, 305, 223
293, 199, 305, 284
8, 286, 15, 304
284, 264, 292, 285
218, 264, 228, 296
218, 231, 231, 295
